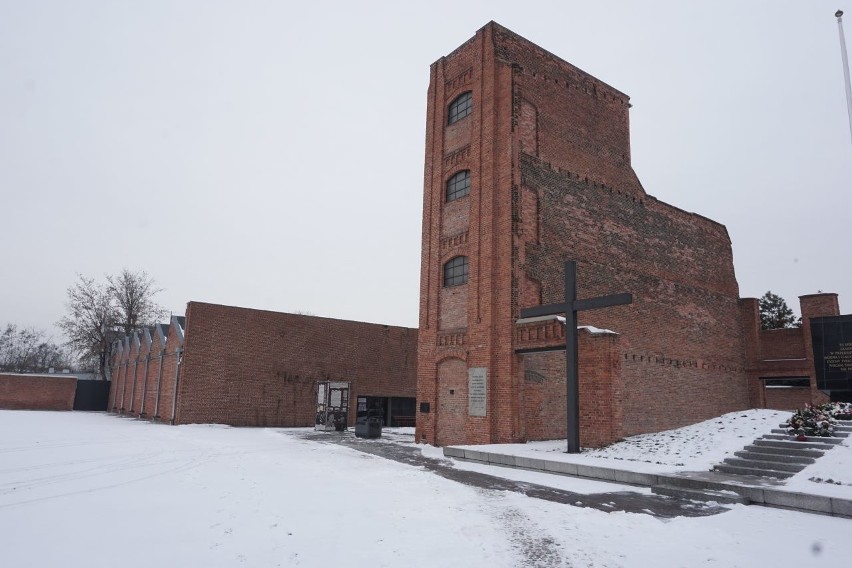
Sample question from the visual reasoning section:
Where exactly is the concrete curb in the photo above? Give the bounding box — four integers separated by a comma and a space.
442, 446, 852, 518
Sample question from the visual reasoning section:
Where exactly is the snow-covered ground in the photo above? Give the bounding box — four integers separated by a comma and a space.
0, 410, 849, 567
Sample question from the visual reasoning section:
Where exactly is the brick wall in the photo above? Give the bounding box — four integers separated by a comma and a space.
519, 156, 749, 436
739, 294, 842, 410
760, 328, 806, 360
175, 302, 417, 427
111, 337, 131, 413
417, 22, 750, 447
156, 318, 184, 423
128, 333, 148, 416
108, 320, 184, 421
123, 337, 139, 413
764, 387, 812, 411
0, 373, 77, 411
108, 341, 122, 412
139, 326, 167, 419
495, 26, 642, 198
520, 329, 623, 447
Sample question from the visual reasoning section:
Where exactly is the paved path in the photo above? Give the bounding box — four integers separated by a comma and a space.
296, 430, 729, 519
443, 443, 852, 518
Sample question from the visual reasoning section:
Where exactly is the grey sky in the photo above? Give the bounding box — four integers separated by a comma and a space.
1, 1, 850, 342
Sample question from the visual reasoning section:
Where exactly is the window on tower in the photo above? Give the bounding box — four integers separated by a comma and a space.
447, 91, 473, 124
443, 256, 469, 287
446, 170, 470, 202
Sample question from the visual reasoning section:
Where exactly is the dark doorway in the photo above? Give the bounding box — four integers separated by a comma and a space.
356, 396, 416, 427
73, 380, 111, 411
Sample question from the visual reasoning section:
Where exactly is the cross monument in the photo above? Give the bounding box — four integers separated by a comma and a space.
519, 261, 633, 453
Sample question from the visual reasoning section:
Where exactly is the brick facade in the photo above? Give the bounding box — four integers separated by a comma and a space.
519, 327, 623, 447
764, 387, 812, 411
0, 373, 77, 411
417, 22, 749, 448
109, 316, 185, 421
108, 303, 417, 428
97, 22, 844, 448
740, 294, 840, 410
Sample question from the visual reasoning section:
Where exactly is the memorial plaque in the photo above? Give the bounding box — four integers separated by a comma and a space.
468, 367, 487, 417
812, 315, 852, 392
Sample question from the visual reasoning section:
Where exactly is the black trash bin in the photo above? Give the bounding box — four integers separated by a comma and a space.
355, 413, 382, 439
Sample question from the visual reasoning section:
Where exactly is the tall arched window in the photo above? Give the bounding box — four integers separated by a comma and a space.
446, 170, 470, 202
448, 91, 472, 124
443, 256, 469, 287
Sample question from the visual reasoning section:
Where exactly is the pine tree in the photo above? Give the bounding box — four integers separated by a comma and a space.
758, 291, 800, 330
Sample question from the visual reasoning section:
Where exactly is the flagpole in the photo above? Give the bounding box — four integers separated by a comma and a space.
837, 10, 852, 145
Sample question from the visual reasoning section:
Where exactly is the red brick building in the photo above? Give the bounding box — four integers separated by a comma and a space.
108, 303, 417, 427
103, 22, 843, 447
741, 294, 842, 412
415, 22, 844, 448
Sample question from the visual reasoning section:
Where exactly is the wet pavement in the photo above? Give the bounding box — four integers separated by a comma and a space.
295, 429, 731, 519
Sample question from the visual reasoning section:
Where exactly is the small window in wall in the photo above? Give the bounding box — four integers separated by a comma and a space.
763, 377, 810, 388
446, 170, 470, 202
448, 91, 473, 124
443, 256, 469, 287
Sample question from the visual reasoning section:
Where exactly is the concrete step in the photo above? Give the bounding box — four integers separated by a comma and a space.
771, 428, 849, 438
722, 457, 806, 473
652, 484, 749, 505
780, 422, 852, 432
760, 434, 843, 445
734, 450, 815, 465
752, 437, 834, 452
743, 444, 824, 458
713, 463, 794, 479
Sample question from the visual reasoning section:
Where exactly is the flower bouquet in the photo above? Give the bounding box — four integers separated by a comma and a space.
786, 404, 837, 439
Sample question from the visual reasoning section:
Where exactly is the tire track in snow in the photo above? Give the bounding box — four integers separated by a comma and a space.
0, 443, 272, 510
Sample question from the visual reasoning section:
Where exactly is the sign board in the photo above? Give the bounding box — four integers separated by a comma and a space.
812, 315, 852, 392
468, 367, 487, 417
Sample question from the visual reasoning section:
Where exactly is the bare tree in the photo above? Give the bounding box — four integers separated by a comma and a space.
57, 268, 166, 378
58, 270, 167, 379
107, 269, 166, 335
57, 275, 116, 377
0, 324, 74, 373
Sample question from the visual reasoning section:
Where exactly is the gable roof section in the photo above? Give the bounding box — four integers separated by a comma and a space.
170, 315, 185, 347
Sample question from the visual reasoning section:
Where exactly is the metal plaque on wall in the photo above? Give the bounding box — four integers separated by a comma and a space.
468, 367, 487, 417
812, 315, 852, 392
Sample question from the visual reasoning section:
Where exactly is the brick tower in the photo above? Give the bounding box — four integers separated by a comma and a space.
416, 22, 748, 447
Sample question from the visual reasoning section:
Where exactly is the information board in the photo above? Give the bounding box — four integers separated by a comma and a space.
468, 367, 487, 417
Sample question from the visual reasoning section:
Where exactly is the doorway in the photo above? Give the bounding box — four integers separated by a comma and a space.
356, 396, 416, 427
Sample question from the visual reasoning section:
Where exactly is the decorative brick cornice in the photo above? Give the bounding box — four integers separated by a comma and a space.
445, 68, 473, 96
443, 145, 471, 170
437, 331, 466, 347
440, 230, 469, 253
515, 318, 565, 351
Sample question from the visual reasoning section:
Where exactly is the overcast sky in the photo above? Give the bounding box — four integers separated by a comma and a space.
2, 0, 850, 342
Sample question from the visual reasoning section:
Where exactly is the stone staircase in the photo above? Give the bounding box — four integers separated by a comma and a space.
712, 421, 850, 480
651, 420, 851, 504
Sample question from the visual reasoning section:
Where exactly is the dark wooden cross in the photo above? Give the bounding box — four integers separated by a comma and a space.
519, 261, 632, 453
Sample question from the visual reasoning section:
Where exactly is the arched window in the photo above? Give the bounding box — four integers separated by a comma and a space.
446, 170, 470, 202
448, 91, 472, 124
443, 256, 469, 287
